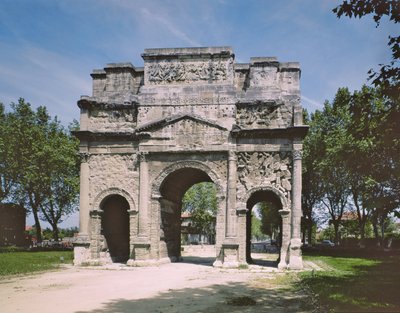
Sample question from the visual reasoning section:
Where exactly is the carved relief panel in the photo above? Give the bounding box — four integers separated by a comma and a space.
145, 58, 234, 85
89, 154, 138, 206
236, 151, 292, 201
249, 66, 278, 88
236, 103, 292, 129
89, 108, 137, 131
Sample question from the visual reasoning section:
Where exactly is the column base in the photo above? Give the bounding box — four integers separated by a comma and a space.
74, 233, 90, 244
278, 260, 288, 270
288, 238, 303, 270
126, 257, 173, 267
73, 234, 90, 266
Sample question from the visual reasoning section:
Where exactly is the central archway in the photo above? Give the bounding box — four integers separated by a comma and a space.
156, 163, 223, 263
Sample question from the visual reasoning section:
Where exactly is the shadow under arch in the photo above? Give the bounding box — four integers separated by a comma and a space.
94, 189, 135, 263
151, 161, 225, 263
244, 186, 287, 266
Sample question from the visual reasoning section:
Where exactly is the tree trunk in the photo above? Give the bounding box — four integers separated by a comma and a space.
307, 211, 313, 245
51, 223, 59, 242
32, 207, 42, 243
379, 214, 386, 248
359, 221, 366, 247
333, 221, 340, 245
372, 214, 380, 247
307, 226, 313, 245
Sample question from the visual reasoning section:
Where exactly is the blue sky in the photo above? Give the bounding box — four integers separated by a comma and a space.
0, 0, 395, 227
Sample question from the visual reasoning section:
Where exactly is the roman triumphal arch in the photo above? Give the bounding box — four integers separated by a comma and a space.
73, 47, 308, 269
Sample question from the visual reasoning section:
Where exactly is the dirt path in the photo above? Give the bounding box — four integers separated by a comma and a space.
1, 255, 314, 313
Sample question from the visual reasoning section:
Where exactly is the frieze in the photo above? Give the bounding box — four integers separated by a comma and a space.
236, 103, 292, 129
237, 151, 292, 194
146, 59, 233, 84
250, 66, 278, 87
139, 95, 235, 106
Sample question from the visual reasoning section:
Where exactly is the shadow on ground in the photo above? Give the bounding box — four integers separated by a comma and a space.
180, 256, 215, 266
75, 280, 313, 313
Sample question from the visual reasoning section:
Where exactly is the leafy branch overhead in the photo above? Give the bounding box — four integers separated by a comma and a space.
333, 0, 400, 98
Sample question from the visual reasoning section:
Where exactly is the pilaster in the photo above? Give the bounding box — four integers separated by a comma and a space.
138, 152, 149, 238
226, 150, 237, 238
77, 153, 90, 241
289, 149, 303, 269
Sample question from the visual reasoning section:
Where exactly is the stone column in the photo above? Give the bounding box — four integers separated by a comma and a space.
289, 149, 303, 269
138, 152, 149, 238
127, 209, 138, 265
226, 150, 237, 238
78, 153, 90, 240
278, 209, 290, 269
89, 209, 102, 261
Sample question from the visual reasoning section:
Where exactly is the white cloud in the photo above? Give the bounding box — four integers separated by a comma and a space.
140, 7, 202, 47
301, 95, 324, 111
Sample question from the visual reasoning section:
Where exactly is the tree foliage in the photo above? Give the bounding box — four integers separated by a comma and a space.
182, 182, 217, 240
303, 86, 399, 245
0, 98, 79, 242
258, 202, 280, 239
250, 212, 266, 241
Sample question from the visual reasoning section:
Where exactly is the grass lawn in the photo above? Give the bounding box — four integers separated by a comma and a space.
0, 250, 73, 277
299, 253, 400, 312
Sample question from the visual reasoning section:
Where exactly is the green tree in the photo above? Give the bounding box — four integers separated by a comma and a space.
306, 89, 353, 244
259, 202, 280, 240
182, 182, 217, 242
0, 103, 16, 202
302, 110, 323, 244
38, 120, 80, 241
333, 1, 400, 245
59, 227, 79, 238
4, 99, 79, 242
250, 210, 266, 241
343, 86, 399, 246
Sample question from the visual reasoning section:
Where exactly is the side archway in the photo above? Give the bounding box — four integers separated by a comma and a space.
93, 187, 137, 212
242, 186, 290, 266
92, 188, 135, 263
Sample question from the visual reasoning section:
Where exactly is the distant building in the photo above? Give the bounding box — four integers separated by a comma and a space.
0, 203, 26, 246
181, 212, 215, 245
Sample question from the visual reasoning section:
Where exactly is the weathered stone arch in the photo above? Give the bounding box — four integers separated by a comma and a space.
93, 187, 136, 212
241, 185, 289, 211
151, 160, 225, 200
73, 47, 307, 269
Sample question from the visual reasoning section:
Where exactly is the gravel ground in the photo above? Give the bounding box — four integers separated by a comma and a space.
0, 251, 314, 313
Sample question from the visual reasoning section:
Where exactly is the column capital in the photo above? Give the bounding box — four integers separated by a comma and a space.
89, 209, 103, 217
292, 150, 303, 160
236, 208, 248, 216
128, 209, 139, 216
138, 151, 149, 162
228, 150, 237, 161
79, 152, 90, 163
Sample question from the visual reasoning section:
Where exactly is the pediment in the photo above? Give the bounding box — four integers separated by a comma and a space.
136, 114, 228, 147
136, 114, 227, 133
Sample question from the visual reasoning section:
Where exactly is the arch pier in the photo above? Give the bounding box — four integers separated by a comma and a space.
73, 47, 308, 269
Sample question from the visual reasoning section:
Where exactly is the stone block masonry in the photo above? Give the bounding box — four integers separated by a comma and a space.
73, 46, 308, 269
